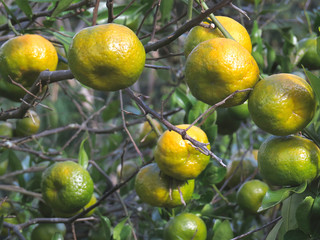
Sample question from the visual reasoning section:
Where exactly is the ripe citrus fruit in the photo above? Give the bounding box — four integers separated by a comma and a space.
298, 36, 320, 70
184, 16, 252, 57
163, 212, 207, 240
138, 119, 163, 147
154, 124, 210, 180
258, 135, 320, 186
248, 73, 316, 136
225, 159, 256, 188
0, 122, 13, 138
0, 34, 58, 87
185, 38, 259, 107
68, 23, 146, 91
134, 163, 195, 208
41, 161, 94, 214
53, 194, 97, 217
31, 223, 66, 240
15, 110, 40, 136
236, 179, 269, 214
216, 108, 241, 135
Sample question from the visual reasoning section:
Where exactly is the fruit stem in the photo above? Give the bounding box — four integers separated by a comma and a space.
212, 184, 231, 205
198, 1, 234, 40
7, 19, 21, 36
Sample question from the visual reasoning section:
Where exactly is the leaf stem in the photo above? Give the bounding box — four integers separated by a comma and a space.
187, 0, 194, 20
212, 184, 230, 205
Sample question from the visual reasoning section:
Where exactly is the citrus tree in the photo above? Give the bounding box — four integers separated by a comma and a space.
0, 0, 320, 239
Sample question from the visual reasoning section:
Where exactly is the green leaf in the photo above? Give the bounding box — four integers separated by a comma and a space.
171, 87, 192, 110
278, 193, 306, 240
266, 43, 277, 73
259, 182, 307, 212
29, 0, 58, 2
8, 150, 25, 187
202, 163, 226, 185
15, 0, 33, 19
51, 31, 73, 55
304, 69, 320, 104
296, 196, 314, 234
283, 229, 310, 240
212, 220, 234, 240
52, 232, 64, 240
97, 4, 147, 26
0, 0, 19, 24
78, 138, 89, 169
317, 36, 320, 56
51, 0, 74, 18
310, 195, 320, 235
160, 0, 174, 23
251, 20, 263, 52
113, 217, 128, 240
100, 216, 112, 239
266, 219, 283, 240
102, 100, 120, 122
0, 215, 4, 235
119, 225, 132, 240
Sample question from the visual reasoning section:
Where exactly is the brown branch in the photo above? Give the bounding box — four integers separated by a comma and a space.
119, 90, 144, 162
0, 166, 45, 181
151, 0, 162, 42
231, 216, 282, 240
125, 88, 225, 167
92, 0, 101, 26
0, 70, 73, 121
144, 0, 234, 53
107, 0, 114, 23
2, 221, 26, 240
113, 0, 137, 21
0, 185, 42, 199
0, 0, 93, 31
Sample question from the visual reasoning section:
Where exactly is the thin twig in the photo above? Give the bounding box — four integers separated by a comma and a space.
150, 0, 162, 42
0, 166, 45, 180
144, 64, 171, 70
119, 90, 144, 162
144, 0, 233, 52
0, 185, 42, 199
0, 0, 93, 31
92, 0, 101, 26
231, 216, 282, 240
106, 0, 114, 23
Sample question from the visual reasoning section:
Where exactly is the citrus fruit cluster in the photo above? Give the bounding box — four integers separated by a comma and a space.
184, 16, 259, 107
247, 73, 319, 187
0, 23, 145, 103
41, 161, 95, 217
0, 110, 41, 139
135, 124, 210, 208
